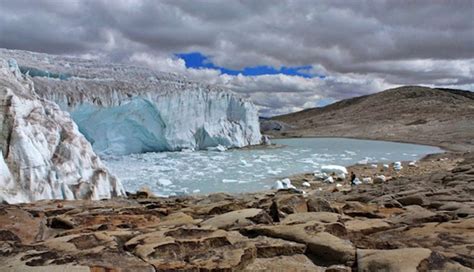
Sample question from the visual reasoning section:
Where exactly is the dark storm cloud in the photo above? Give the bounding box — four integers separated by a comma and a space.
0, 0, 472, 115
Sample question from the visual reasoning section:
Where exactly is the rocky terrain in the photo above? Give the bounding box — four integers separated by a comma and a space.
265, 86, 474, 152
0, 151, 473, 271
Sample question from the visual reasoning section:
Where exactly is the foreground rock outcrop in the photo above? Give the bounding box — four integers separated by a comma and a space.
1, 152, 473, 271
0, 49, 262, 155
0, 59, 125, 203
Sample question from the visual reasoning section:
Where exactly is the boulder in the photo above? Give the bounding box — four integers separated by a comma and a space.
269, 193, 307, 222
307, 196, 335, 212
396, 194, 425, 206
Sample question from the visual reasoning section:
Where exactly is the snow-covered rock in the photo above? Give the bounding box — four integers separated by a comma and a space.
324, 176, 334, 183
352, 178, 362, 185
0, 59, 125, 203
362, 177, 373, 184
0, 49, 262, 156
394, 161, 403, 171
321, 165, 348, 175
374, 175, 386, 184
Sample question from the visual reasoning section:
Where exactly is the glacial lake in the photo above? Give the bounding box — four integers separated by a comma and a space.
103, 138, 443, 196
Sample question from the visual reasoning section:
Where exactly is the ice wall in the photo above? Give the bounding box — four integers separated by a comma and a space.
0, 47, 262, 156
0, 59, 125, 203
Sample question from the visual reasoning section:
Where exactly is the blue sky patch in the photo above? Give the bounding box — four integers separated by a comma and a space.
176, 52, 322, 78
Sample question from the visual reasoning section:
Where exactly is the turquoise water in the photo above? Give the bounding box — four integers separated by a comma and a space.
103, 138, 442, 196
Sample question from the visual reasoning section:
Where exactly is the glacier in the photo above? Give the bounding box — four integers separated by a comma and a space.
0, 49, 262, 156
0, 58, 125, 203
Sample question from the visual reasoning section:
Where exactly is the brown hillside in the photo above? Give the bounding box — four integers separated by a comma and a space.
267, 86, 474, 151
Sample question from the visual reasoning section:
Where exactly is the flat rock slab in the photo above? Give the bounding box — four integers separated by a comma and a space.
357, 248, 472, 272
281, 211, 347, 225
125, 226, 257, 271
245, 222, 355, 266
201, 208, 272, 230
345, 218, 391, 234
250, 236, 306, 258
243, 254, 325, 272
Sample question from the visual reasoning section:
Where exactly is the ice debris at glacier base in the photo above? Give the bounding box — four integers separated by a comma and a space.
0, 49, 262, 156
0, 58, 125, 203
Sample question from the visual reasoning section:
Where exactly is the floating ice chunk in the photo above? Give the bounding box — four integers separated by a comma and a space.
207, 145, 227, 152
357, 157, 370, 165
344, 150, 357, 156
321, 165, 348, 175
192, 189, 201, 194
222, 179, 239, 183
302, 182, 311, 187
157, 178, 173, 187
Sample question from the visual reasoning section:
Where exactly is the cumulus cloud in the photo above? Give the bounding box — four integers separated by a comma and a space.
0, 0, 472, 115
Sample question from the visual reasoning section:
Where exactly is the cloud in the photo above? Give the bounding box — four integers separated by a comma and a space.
0, 0, 472, 115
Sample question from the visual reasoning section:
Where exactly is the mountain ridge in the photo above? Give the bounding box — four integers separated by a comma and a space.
265, 86, 474, 151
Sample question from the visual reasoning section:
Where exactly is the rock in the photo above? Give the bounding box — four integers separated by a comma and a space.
344, 219, 391, 234
325, 265, 352, 272
392, 205, 450, 224
302, 181, 311, 187
244, 222, 355, 266
281, 212, 346, 225
48, 216, 75, 230
396, 194, 425, 206
341, 202, 382, 218
201, 208, 272, 230
243, 254, 325, 271
357, 248, 472, 272
269, 193, 307, 222
307, 196, 335, 212
156, 212, 198, 227
125, 226, 257, 271
373, 175, 386, 184
357, 248, 431, 272
250, 236, 306, 258
0, 206, 44, 244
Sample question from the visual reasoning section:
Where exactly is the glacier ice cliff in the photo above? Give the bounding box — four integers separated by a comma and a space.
0, 49, 262, 156
0, 58, 125, 203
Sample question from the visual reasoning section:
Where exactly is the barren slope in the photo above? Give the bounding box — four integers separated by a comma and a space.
268, 86, 474, 151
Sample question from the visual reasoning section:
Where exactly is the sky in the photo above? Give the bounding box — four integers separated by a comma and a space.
0, 0, 473, 116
